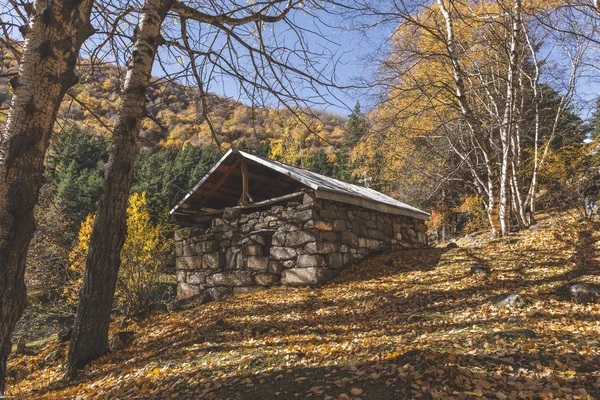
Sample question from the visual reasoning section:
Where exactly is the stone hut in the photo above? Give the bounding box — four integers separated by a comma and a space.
171, 149, 429, 301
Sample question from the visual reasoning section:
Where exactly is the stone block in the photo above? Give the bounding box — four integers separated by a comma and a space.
176, 256, 203, 270
233, 286, 257, 295
268, 260, 284, 275
178, 282, 202, 300
341, 231, 358, 246
286, 230, 319, 247
322, 232, 338, 242
303, 192, 316, 204
183, 244, 195, 257
249, 234, 266, 246
255, 273, 279, 286
223, 206, 242, 220
319, 209, 338, 219
326, 253, 344, 269
187, 272, 206, 285
264, 215, 279, 223
244, 244, 263, 256
272, 231, 287, 246
203, 252, 225, 269
368, 229, 386, 241
175, 244, 184, 257
270, 246, 297, 260
313, 220, 333, 231
366, 239, 380, 250
207, 286, 232, 301
332, 219, 346, 231
247, 256, 269, 270
174, 228, 191, 241
304, 241, 337, 254
226, 247, 243, 270
196, 240, 218, 253
176, 270, 186, 282
206, 271, 253, 287
297, 254, 326, 268
295, 209, 316, 222
281, 268, 335, 286
271, 205, 284, 213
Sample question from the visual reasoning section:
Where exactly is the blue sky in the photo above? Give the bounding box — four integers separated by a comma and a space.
152, 9, 396, 117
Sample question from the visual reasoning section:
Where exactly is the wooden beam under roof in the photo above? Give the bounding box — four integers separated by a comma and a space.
195, 157, 241, 210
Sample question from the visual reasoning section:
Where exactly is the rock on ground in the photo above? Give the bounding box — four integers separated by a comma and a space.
494, 293, 527, 308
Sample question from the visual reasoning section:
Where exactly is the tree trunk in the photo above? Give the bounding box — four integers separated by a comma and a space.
67, 0, 172, 376
0, 0, 94, 392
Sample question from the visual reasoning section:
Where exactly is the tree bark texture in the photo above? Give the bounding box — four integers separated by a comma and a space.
67, 0, 173, 376
0, 0, 94, 393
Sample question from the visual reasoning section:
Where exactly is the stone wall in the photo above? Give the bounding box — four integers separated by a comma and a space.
175, 191, 428, 301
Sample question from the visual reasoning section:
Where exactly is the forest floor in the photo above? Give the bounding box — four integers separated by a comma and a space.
6, 210, 600, 399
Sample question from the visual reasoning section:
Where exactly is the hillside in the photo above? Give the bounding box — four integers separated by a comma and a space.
7, 211, 600, 399
0, 48, 348, 152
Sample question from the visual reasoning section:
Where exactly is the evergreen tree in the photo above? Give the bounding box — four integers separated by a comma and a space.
132, 144, 222, 217
46, 127, 109, 225
306, 149, 334, 176
333, 102, 367, 182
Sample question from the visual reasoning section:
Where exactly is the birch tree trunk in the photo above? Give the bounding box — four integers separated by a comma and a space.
437, 0, 500, 238
498, 0, 522, 236
67, 0, 173, 376
0, 0, 94, 392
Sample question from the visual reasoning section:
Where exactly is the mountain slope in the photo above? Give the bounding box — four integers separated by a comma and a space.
0, 48, 348, 152
7, 211, 600, 399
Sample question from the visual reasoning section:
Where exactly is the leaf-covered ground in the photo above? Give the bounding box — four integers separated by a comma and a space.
7, 212, 600, 399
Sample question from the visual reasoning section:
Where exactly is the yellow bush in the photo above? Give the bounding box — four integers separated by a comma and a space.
67, 193, 174, 314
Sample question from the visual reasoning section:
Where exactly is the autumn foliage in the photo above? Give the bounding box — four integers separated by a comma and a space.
66, 193, 173, 314
7, 212, 600, 399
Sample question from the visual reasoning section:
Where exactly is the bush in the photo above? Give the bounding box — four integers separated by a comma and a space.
67, 193, 174, 315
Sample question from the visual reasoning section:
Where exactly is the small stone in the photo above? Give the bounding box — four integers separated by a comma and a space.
568, 282, 600, 304
507, 316, 523, 324
446, 242, 459, 249
109, 331, 135, 351
407, 313, 425, 323
351, 388, 363, 396
16, 337, 26, 354
494, 293, 527, 308
470, 264, 491, 275
58, 328, 72, 342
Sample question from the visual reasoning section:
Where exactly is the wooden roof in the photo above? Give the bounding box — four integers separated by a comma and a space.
170, 149, 429, 222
